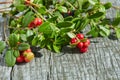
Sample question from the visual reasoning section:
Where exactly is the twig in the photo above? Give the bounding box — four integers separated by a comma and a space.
0, 1, 13, 4
0, 10, 10, 13
30, 6, 46, 21
3, 18, 9, 45
112, 6, 120, 10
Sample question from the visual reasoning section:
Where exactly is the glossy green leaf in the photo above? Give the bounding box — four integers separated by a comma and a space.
115, 28, 120, 38
37, 6, 46, 14
47, 16, 58, 22
13, 50, 20, 57
76, 18, 90, 31
39, 22, 59, 35
9, 34, 18, 47
22, 11, 34, 27
57, 21, 73, 28
104, 2, 112, 9
53, 45, 61, 53
20, 34, 27, 41
99, 25, 110, 36
82, 1, 90, 9
5, 50, 16, 67
67, 32, 76, 38
88, 0, 99, 5
87, 27, 99, 37
32, 36, 39, 46
18, 43, 30, 51
88, 12, 104, 19
54, 11, 64, 22
112, 17, 120, 26
0, 41, 6, 53
16, 5, 26, 11
56, 5, 68, 13
26, 30, 34, 37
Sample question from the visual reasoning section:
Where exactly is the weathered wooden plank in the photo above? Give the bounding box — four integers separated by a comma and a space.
0, 0, 13, 80
12, 48, 51, 80
0, 0, 120, 80
0, 12, 12, 80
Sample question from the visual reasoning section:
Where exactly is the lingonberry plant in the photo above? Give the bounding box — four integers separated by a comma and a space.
0, 0, 120, 66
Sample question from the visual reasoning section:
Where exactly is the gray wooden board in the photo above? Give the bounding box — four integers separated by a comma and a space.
1, 0, 120, 80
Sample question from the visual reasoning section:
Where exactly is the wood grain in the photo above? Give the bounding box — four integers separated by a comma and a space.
1, 0, 120, 80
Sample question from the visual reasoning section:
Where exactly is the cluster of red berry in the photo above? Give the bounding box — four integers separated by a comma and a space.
28, 18, 42, 29
70, 33, 90, 53
16, 48, 34, 63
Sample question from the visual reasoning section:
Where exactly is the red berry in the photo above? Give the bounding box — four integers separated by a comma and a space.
16, 55, 24, 63
83, 42, 89, 48
67, 10, 71, 15
25, 48, 32, 52
80, 47, 88, 53
24, 58, 30, 62
33, 18, 42, 26
28, 21, 35, 29
25, 0, 30, 5
70, 38, 77, 44
77, 42, 83, 49
76, 33, 84, 40
83, 39, 90, 47
86, 39, 90, 45
17, 42, 21, 45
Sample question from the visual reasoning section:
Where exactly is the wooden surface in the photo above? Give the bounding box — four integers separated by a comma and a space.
1, 0, 120, 80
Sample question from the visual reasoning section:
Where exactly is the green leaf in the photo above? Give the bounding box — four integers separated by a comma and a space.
39, 22, 59, 36
22, 11, 34, 27
0, 41, 6, 53
82, 1, 90, 9
5, 50, 16, 67
67, 32, 76, 38
26, 30, 34, 37
104, 2, 112, 9
9, 34, 18, 47
88, 12, 104, 19
46, 43, 53, 51
88, 0, 98, 5
47, 16, 58, 22
18, 43, 30, 51
115, 28, 120, 38
13, 0, 23, 6
13, 50, 20, 57
54, 11, 64, 22
112, 17, 120, 26
16, 5, 26, 12
37, 6, 46, 14
32, 36, 39, 46
10, 20, 16, 27
57, 21, 73, 28
64, 16, 73, 21
87, 27, 99, 37
99, 25, 110, 37
20, 34, 27, 41
76, 18, 90, 31
53, 45, 61, 53
56, 5, 68, 13
60, 27, 73, 34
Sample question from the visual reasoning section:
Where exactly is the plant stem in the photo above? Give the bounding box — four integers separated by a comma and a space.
65, 1, 76, 9
30, 6, 46, 21
8, 27, 28, 30
112, 6, 120, 10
